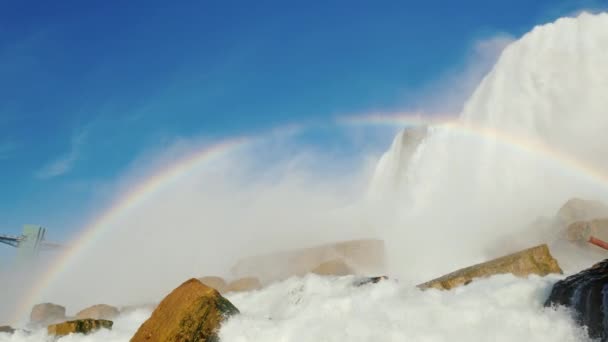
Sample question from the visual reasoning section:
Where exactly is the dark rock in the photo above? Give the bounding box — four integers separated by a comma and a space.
0, 326, 15, 334
545, 259, 608, 340
353, 276, 389, 287
47, 319, 113, 336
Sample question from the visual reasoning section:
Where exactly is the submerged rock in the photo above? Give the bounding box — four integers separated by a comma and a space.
75, 304, 119, 320
226, 277, 262, 293
131, 278, 239, 342
311, 259, 354, 276
198, 276, 228, 293
0, 326, 15, 334
417, 244, 562, 290
30, 303, 66, 326
545, 259, 608, 340
47, 319, 113, 336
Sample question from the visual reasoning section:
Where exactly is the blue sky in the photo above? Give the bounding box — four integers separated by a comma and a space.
1, 0, 606, 256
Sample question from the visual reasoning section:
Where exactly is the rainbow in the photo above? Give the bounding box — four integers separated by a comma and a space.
14, 113, 608, 324
343, 112, 608, 190
13, 136, 251, 324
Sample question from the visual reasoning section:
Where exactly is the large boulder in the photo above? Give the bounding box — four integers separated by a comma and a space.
30, 303, 66, 326
545, 259, 608, 340
557, 198, 608, 225
47, 319, 113, 337
131, 278, 239, 342
0, 326, 14, 334
311, 259, 354, 276
198, 276, 228, 293
75, 304, 119, 320
231, 239, 386, 283
226, 277, 262, 293
417, 244, 562, 290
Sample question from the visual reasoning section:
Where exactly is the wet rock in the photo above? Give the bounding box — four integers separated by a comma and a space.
131, 278, 239, 342
75, 304, 119, 320
198, 276, 228, 293
353, 276, 389, 287
311, 259, 354, 276
545, 259, 608, 341
417, 244, 562, 290
226, 277, 262, 293
47, 319, 113, 336
0, 326, 15, 334
30, 303, 66, 326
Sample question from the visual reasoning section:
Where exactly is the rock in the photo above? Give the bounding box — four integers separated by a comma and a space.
47, 319, 113, 336
311, 259, 354, 276
198, 276, 228, 293
131, 278, 239, 342
557, 198, 608, 225
566, 218, 608, 243
231, 239, 386, 283
0, 326, 15, 334
30, 303, 66, 326
353, 276, 389, 287
417, 244, 562, 290
226, 277, 262, 293
545, 259, 608, 340
75, 304, 119, 320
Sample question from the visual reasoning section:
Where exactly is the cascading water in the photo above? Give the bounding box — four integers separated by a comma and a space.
3, 12, 608, 342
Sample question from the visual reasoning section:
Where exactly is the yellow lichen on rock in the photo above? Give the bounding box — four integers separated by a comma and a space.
417, 244, 562, 290
47, 319, 113, 336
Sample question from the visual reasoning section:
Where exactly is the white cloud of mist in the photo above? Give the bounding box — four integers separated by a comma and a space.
36, 129, 88, 179
3, 14, 608, 342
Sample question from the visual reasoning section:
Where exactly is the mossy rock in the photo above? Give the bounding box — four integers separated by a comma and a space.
47, 319, 113, 336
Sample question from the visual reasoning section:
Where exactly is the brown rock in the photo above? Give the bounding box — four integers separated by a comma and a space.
226, 277, 262, 293
131, 278, 239, 342
0, 326, 15, 334
417, 244, 562, 291
75, 304, 119, 320
311, 259, 354, 276
47, 319, 113, 336
198, 276, 227, 293
30, 303, 66, 325
231, 239, 386, 283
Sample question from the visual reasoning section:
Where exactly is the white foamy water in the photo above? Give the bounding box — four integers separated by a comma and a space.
4, 11, 608, 342
0, 275, 591, 342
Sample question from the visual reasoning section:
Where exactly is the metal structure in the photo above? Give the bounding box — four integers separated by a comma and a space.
0, 225, 62, 261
